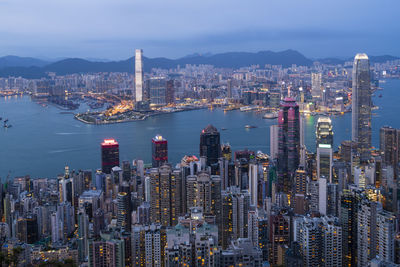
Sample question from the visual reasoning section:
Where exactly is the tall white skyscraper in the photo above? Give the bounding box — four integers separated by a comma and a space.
247, 210, 259, 247
318, 176, 327, 215
299, 114, 306, 166
357, 199, 378, 267
249, 163, 258, 206
270, 125, 279, 159
135, 49, 144, 102
352, 53, 371, 163
377, 210, 396, 263
321, 216, 342, 267
295, 216, 342, 267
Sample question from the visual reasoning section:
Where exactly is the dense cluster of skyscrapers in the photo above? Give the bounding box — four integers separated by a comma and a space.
0, 52, 400, 267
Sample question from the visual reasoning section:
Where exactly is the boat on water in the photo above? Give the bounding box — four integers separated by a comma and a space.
240, 107, 252, 112
4, 124, 12, 128
240, 106, 257, 112
379, 94, 382, 98
221, 128, 227, 131
4, 119, 8, 123
263, 112, 278, 119
245, 125, 257, 129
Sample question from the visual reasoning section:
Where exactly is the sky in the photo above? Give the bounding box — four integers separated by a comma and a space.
0, 0, 398, 60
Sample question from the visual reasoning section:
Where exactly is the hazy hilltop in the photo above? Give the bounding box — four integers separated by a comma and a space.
0, 50, 398, 78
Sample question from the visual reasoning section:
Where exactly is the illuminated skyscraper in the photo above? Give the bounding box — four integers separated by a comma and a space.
352, 53, 372, 163
200, 124, 221, 166
317, 144, 333, 181
101, 139, 120, 174
316, 116, 333, 148
340, 190, 358, 267
89, 238, 125, 267
269, 213, 290, 265
295, 216, 342, 267
149, 165, 181, 227
135, 49, 144, 102
221, 187, 250, 249
58, 172, 73, 204
117, 192, 131, 232
311, 73, 322, 99
132, 224, 167, 267
293, 168, 307, 214
357, 199, 378, 266
185, 172, 221, 216
152, 135, 168, 168
277, 97, 300, 193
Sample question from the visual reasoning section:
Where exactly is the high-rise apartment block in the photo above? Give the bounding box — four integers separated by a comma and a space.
149, 165, 181, 227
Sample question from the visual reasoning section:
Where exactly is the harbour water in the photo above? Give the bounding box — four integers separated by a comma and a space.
0, 79, 399, 178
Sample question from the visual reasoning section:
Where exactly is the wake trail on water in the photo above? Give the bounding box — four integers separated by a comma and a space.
48, 148, 82, 154
55, 132, 80, 135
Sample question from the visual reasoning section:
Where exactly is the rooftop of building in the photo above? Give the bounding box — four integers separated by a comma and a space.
201, 124, 218, 134
101, 139, 118, 146
80, 189, 103, 198
355, 53, 369, 60
152, 134, 167, 142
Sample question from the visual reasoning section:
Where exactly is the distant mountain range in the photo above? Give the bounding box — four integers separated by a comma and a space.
0, 56, 49, 68
0, 50, 398, 79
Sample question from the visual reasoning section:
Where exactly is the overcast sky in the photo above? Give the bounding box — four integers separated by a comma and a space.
0, 0, 398, 60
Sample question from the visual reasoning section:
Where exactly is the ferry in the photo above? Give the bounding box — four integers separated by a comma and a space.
240, 106, 252, 112
263, 112, 278, 119
240, 106, 257, 112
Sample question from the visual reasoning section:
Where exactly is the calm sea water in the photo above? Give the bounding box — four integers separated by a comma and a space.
0, 79, 399, 179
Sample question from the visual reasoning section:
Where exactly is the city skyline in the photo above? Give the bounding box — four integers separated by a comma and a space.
1, 0, 400, 265
0, 0, 399, 59
1, 49, 400, 266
